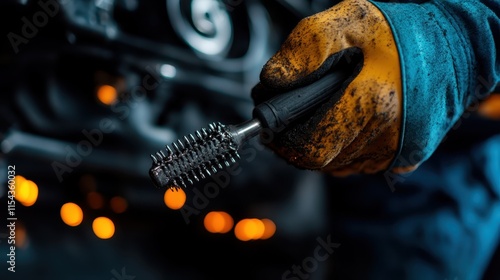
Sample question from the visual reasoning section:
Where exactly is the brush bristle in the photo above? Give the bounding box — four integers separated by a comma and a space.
149, 122, 240, 189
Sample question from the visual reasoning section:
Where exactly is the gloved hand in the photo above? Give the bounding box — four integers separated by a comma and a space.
254, 0, 500, 177
253, 0, 402, 176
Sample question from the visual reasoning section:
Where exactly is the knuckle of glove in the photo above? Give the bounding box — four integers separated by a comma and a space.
260, 0, 385, 90
260, 16, 329, 90
259, 0, 403, 175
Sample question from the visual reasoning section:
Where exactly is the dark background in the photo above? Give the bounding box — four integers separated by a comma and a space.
1, 1, 499, 280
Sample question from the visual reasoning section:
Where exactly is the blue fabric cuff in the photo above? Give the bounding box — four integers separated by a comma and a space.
369, 0, 500, 168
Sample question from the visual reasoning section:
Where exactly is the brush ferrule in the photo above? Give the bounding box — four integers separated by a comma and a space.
228, 118, 261, 147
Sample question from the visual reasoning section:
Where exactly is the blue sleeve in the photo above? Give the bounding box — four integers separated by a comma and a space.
370, 0, 500, 169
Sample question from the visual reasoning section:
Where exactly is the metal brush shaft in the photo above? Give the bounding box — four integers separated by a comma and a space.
227, 118, 262, 146
149, 70, 348, 189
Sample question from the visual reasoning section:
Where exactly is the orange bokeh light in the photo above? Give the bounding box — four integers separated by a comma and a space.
97, 85, 118, 105
164, 188, 186, 210
92, 217, 115, 239
250, 218, 265, 239
60, 202, 84, 227
14, 175, 26, 186
14, 176, 38, 207
87, 191, 104, 209
260, 218, 276, 239
110, 196, 128, 213
234, 219, 251, 241
204, 211, 233, 234
218, 211, 234, 233
234, 218, 276, 241
15, 222, 28, 248
478, 94, 500, 120
234, 218, 265, 241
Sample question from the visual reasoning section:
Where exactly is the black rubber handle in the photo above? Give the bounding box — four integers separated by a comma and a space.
252, 70, 348, 132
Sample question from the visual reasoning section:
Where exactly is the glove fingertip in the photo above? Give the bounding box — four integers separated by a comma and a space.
259, 58, 295, 90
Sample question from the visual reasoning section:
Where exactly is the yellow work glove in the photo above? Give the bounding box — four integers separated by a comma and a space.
253, 0, 402, 176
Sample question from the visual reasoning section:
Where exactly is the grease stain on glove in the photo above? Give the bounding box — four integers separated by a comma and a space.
257, 0, 402, 176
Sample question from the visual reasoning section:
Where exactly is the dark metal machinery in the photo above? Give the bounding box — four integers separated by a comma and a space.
0, 1, 336, 279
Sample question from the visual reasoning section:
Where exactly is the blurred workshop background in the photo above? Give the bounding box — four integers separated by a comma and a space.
1, 1, 500, 280
0, 0, 342, 279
